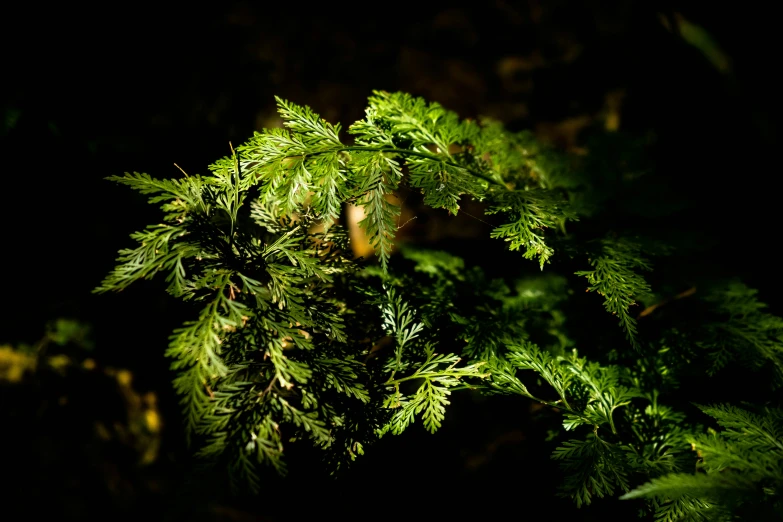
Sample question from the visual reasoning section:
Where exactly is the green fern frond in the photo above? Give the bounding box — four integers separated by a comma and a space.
94, 90, 783, 515
695, 404, 783, 453
701, 282, 783, 386
576, 237, 653, 348
649, 495, 717, 522
553, 433, 632, 507
486, 189, 576, 269
621, 472, 756, 500
381, 347, 488, 435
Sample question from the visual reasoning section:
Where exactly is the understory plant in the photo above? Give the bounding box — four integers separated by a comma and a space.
96, 91, 783, 520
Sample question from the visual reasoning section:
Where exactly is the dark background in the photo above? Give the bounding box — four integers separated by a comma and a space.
1, 2, 780, 520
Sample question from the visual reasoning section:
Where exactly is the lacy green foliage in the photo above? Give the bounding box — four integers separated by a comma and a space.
487, 189, 578, 269
375, 286, 489, 435
96, 91, 783, 518
623, 404, 783, 520
576, 237, 653, 348
374, 245, 573, 359
380, 347, 489, 435
236, 92, 578, 270
700, 283, 783, 386
94, 123, 491, 484
486, 343, 695, 511
651, 282, 783, 391
96, 148, 365, 471
552, 433, 632, 507
483, 341, 783, 522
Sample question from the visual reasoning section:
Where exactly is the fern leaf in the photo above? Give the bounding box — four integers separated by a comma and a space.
486, 189, 576, 269
576, 237, 652, 348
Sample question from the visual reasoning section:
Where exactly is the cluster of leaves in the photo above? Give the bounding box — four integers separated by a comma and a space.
485, 343, 696, 512
624, 404, 783, 520
370, 244, 573, 360
370, 249, 783, 520
640, 281, 783, 397
97, 91, 782, 519
699, 283, 783, 386
576, 237, 654, 348
366, 242, 778, 521
97, 93, 519, 484
237, 91, 582, 269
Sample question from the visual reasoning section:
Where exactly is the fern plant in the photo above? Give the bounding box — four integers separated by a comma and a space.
96, 91, 783, 519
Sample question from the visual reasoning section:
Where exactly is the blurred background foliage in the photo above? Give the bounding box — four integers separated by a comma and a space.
1, 1, 780, 520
